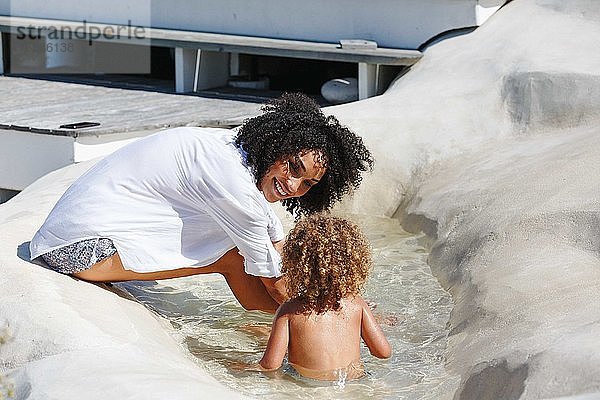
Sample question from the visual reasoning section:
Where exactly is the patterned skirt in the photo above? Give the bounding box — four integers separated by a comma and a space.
40, 238, 117, 275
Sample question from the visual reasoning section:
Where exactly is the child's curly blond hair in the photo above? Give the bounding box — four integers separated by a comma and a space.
282, 214, 372, 314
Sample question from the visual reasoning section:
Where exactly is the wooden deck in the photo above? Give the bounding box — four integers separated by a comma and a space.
0, 76, 264, 136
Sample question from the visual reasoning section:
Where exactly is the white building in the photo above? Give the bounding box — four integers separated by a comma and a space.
0, 0, 506, 200
0, 0, 506, 96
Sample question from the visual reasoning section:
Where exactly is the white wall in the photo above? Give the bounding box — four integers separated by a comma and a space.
0, 130, 146, 191
3, 0, 151, 26
1, 0, 505, 49
0, 130, 73, 191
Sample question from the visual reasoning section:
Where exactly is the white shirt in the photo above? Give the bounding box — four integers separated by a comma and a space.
30, 127, 284, 277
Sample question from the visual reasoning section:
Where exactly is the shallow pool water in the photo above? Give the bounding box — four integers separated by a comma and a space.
118, 215, 459, 399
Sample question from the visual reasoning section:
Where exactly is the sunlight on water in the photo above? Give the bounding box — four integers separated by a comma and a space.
118, 215, 460, 399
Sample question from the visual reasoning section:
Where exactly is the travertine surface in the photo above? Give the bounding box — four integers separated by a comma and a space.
331, 0, 600, 398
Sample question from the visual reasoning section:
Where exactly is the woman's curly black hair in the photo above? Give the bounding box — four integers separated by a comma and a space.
235, 93, 373, 218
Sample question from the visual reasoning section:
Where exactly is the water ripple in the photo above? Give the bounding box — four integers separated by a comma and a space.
117, 214, 460, 399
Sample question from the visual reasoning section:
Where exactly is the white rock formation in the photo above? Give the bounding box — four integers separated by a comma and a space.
0, 162, 247, 400
329, 0, 600, 398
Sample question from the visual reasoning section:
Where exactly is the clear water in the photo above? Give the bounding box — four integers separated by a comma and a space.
117, 215, 459, 399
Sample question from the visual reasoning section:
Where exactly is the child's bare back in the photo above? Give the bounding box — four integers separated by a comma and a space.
261, 295, 390, 380
256, 215, 391, 381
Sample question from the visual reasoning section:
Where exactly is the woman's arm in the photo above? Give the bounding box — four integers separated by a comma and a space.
359, 296, 392, 359
259, 240, 288, 304
260, 275, 288, 305
259, 304, 290, 370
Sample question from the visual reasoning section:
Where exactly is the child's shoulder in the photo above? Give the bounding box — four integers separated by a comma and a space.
279, 295, 366, 318
341, 294, 368, 309
338, 296, 369, 318
276, 298, 305, 316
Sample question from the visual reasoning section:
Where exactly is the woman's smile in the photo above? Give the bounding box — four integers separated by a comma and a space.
274, 179, 291, 197
260, 150, 326, 203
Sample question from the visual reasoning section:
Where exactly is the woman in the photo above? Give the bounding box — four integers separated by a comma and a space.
30, 93, 373, 313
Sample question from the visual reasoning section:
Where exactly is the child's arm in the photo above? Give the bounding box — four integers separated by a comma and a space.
359, 296, 392, 359
258, 303, 290, 371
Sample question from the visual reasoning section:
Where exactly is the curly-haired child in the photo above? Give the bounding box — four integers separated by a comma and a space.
257, 214, 391, 380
